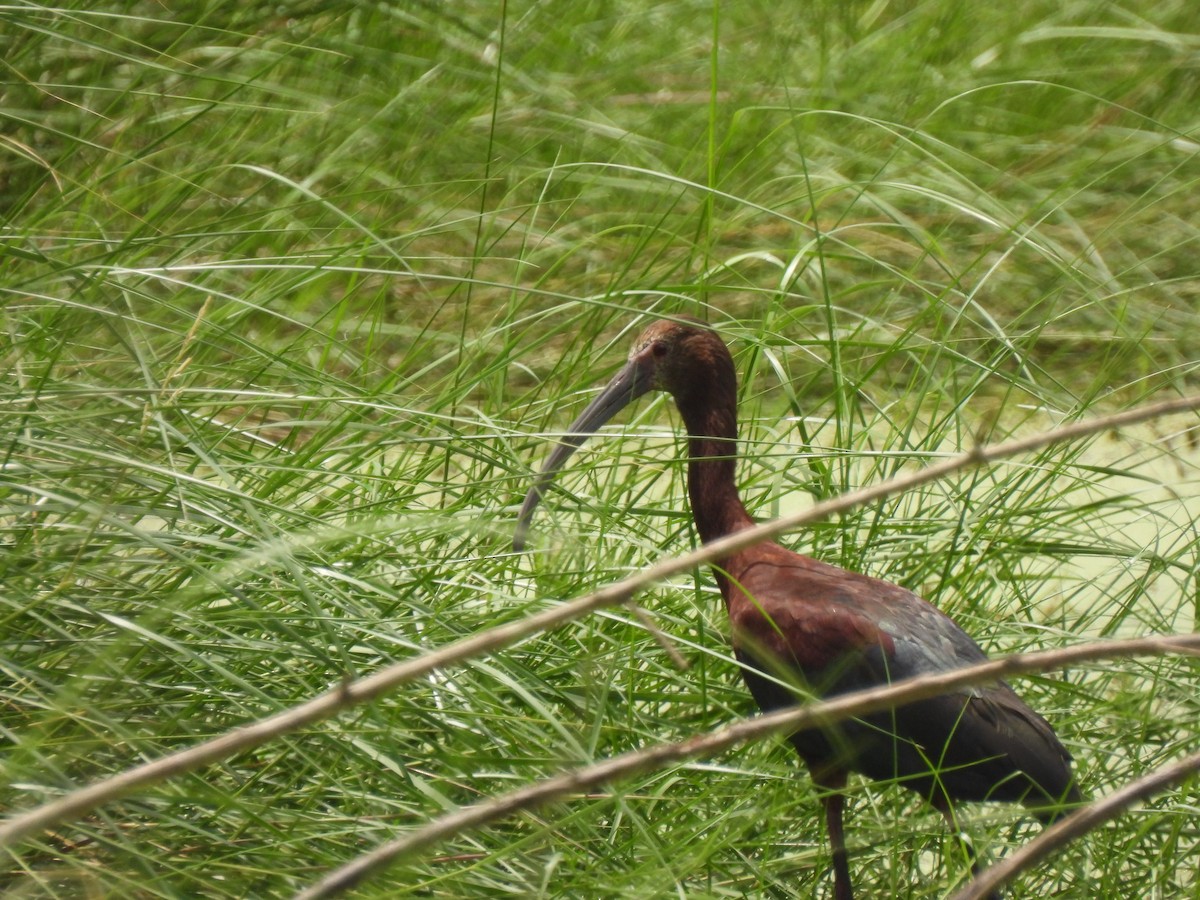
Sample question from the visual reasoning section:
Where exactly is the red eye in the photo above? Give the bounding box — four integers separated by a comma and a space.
652, 341, 668, 358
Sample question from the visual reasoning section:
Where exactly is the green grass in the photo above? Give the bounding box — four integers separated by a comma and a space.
3, 1, 1200, 897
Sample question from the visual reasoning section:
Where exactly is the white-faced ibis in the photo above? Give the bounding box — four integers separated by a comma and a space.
514, 317, 1080, 899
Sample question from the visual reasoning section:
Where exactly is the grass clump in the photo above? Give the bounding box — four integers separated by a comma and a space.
3, 1, 1200, 897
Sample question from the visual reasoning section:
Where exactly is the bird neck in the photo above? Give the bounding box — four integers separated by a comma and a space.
678, 393, 754, 545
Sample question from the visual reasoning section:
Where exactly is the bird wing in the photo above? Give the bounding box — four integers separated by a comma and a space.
723, 549, 900, 691
721, 545, 1078, 807
723, 546, 988, 686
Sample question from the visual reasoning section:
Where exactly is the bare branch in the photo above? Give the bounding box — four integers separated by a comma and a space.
627, 600, 690, 670
293, 633, 1200, 900
2, 393, 1198, 850
952, 748, 1200, 900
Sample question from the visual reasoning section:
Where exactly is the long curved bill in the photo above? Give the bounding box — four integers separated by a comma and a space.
513, 355, 653, 551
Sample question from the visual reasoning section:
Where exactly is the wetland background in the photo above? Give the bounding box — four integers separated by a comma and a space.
2, 2, 1199, 897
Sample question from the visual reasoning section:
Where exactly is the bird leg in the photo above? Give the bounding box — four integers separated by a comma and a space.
813, 769, 853, 900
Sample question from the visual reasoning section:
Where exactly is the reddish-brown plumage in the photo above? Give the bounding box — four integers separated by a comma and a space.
515, 317, 1080, 899
722, 548, 898, 673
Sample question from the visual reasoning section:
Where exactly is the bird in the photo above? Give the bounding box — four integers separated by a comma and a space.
513, 316, 1080, 899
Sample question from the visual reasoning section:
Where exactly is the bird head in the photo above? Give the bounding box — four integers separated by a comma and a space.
512, 316, 717, 551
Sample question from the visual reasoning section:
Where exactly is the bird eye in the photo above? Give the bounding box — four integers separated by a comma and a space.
652, 341, 668, 358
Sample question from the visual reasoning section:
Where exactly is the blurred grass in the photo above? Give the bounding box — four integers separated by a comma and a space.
2, 1, 1200, 897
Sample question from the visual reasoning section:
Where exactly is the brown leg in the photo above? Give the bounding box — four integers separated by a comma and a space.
814, 769, 852, 900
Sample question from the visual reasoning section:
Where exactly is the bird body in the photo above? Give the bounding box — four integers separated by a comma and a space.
719, 544, 1074, 810
515, 317, 1079, 898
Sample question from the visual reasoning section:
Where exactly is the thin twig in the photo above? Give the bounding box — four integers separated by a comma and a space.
627, 600, 690, 670
2, 393, 1198, 849
293, 633, 1200, 899
951, 748, 1200, 900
